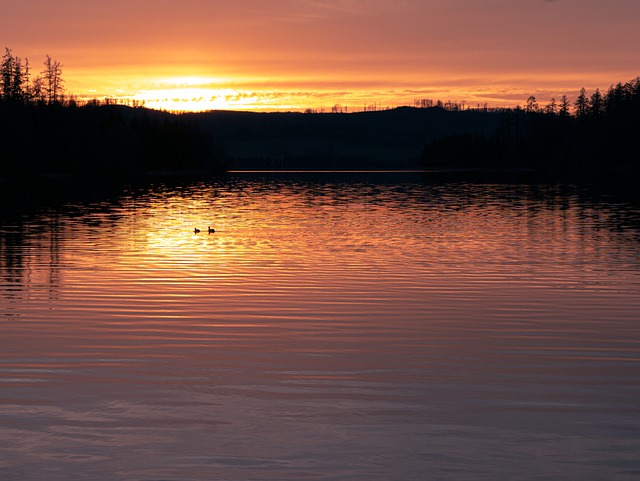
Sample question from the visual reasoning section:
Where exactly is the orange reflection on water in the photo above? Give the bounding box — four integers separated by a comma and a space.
1, 178, 640, 480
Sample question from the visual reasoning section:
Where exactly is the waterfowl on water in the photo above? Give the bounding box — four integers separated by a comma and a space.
208, 226, 215, 234
194, 228, 201, 234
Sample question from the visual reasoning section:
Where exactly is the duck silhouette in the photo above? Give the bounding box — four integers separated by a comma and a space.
208, 226, 215, 234
194, 228, 201, 234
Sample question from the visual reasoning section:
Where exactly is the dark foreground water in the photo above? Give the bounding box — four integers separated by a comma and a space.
1, 173, 639, 481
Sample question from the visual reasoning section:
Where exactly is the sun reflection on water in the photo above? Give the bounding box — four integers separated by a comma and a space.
1, 177, 640, 480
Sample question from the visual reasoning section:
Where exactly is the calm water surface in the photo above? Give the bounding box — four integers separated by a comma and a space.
1, 173, 639, 480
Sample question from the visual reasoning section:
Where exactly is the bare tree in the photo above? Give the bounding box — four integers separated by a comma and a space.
415, 98, 434, 109
23, 58, 30, 100
42, 54, 64, 104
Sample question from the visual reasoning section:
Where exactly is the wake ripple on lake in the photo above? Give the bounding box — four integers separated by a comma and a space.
1, 174, 640, 480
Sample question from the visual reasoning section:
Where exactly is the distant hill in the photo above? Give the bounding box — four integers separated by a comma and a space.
8, 94, 636, 184
189, 107, 502, 170
420, 77, 640, 178
0, 103, 224, 181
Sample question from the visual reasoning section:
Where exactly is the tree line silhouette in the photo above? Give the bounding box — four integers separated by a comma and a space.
2, 46, 638, 181
0, 48, 225, 181
421, 77, 640, 176
1, 48, 64, 105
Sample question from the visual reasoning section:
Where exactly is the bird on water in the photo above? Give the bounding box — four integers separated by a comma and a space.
208, 226, 215, 234
194, 228, 201, 234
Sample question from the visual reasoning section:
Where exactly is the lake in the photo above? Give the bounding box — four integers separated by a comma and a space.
1, 172, 639, 481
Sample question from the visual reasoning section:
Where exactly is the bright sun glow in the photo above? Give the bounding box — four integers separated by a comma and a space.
133, 88, 242, 112
106, 76, 310, 112
86, 72, 607, 114
124, 77, 240, 112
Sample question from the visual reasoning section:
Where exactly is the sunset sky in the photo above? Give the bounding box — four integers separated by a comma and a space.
3, 0, 639, 111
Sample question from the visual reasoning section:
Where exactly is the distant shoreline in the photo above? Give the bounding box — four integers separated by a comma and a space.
2, 75, 639, 185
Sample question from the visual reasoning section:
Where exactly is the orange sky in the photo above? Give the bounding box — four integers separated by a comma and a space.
3, 0, 639, 111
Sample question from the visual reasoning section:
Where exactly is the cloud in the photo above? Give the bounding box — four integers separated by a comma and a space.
296, 0, 364, 14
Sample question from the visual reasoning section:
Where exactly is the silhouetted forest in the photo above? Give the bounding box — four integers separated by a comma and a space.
191, 107, 501, 170
2, 47, 639, 182
421, 77, 640, 178
0, 48, 225, 181
0, 102, 225, 179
